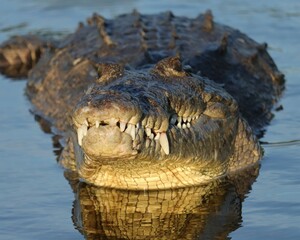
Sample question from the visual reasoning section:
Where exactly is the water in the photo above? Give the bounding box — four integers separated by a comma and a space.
0, 1, 299, 239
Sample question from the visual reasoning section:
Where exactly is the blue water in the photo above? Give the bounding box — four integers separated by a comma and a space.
0, 1, 300, 239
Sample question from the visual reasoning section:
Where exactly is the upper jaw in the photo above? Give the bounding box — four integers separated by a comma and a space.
71, 97, 235, 159
72, 112, 171, 156
72, 104, 210, 159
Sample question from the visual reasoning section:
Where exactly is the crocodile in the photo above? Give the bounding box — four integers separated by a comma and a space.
0, 11, 284, 190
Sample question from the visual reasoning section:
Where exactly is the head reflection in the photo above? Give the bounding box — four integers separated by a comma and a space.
66, 164, 259, 240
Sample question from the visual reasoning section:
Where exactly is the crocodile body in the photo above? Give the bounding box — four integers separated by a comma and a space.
0, 11, 284, 189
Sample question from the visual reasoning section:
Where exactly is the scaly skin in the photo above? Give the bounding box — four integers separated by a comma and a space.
0, 11, 284, 189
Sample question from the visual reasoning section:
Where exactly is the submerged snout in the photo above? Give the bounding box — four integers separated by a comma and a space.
82, 125, 138, 159
72, 89, 145, 158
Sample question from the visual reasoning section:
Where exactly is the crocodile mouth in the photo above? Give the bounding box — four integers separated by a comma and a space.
73, 112, 201, 158
71, 60, 239, 164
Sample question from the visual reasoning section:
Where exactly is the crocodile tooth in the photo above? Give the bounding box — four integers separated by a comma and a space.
160, 132, 169, 155
154, 132, 160, 140
183, 117, 187, 123
178, 116, 182, 124
77, 127, 83, 146
130, 124, 136, 140
187, 122, 191, 128
77, 124, 88, 146
182, 123, 187, 129
135, 123, 140, 134
149, 133, 154, 140
82, 123, 88, 136
146, 127, 152, 137
142, 118, 147, 127
125, 123, 131, 133
120, 122, 126, 132
187, 117, 192, 122
125, 123, 135, 140
84, 119, 89, 126
95, 120, 100, 128
177, 122, 182, 128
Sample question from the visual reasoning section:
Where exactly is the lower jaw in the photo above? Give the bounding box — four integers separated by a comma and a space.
76, 154, 227, 190
72, 134, 228, 190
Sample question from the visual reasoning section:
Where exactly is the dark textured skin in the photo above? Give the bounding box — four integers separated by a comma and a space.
0, 11, 284, 190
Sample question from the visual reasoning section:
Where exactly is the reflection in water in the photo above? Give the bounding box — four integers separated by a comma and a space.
65, 165, 259, 240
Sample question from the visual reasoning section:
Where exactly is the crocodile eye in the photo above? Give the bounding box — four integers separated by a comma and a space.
203, 102, 229, 119
152, 56, 188, 78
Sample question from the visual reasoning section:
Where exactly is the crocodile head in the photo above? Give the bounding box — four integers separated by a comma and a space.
71, 57, 261, 189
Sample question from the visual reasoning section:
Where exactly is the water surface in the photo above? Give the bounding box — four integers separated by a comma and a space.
0, 1, 299, 239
